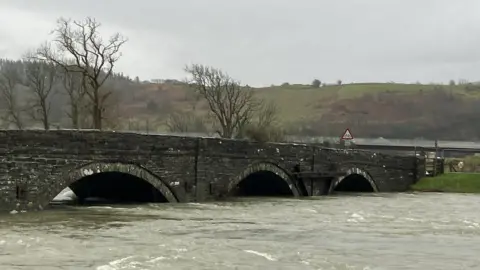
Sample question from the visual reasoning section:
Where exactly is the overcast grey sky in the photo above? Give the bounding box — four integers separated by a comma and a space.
1, 0, 479, 86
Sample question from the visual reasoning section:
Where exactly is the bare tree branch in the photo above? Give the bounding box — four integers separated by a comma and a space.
241, 100, 284, 142
0, 62, 23, 129
184, 64, 260, 138
59, 68, 87, 129
24, 59, 57, 130
257, 100, 278, 127
166, 112, 191, 133
100, 87, 121, 130
166, 111, 209, 134
35, 17, 128, 130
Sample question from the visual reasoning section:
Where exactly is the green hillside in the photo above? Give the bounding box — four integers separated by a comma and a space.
122, 81, 480, 140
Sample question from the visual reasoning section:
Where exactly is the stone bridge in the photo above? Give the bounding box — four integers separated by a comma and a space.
0, 130, 424, 212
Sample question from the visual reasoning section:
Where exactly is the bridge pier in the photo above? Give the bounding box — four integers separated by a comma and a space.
301, 177, 332, 196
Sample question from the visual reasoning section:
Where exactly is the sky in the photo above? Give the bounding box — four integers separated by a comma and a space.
1, 0, 480, 87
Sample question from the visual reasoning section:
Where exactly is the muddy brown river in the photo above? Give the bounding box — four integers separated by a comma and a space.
0, 193, 479, 270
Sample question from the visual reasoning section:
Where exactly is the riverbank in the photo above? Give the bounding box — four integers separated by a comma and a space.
411, 173, 480, 193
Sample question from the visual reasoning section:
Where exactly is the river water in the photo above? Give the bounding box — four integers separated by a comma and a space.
1, 193, 480, 270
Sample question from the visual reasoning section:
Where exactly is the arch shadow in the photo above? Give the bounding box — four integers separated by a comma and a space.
227, 162, 300, 197
329, 167, 378, 194
42, 162, 178, 208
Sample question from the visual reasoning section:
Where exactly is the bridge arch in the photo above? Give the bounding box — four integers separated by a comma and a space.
227, 162, 300, 197
42, 162, 178, 208
330, 167, 378, 193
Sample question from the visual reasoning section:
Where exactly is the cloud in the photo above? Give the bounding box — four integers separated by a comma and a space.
1, 0, 479, 85
0, 7, 54, 57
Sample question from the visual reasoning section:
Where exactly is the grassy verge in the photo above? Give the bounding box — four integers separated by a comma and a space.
411, 173, 480, 193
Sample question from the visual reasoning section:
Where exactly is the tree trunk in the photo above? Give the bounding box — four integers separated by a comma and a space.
12, 114, 23, 130
93, 87, 102, 130
42, 110, 49, 130
41, 100, 49, 130
71, 105, 79, 129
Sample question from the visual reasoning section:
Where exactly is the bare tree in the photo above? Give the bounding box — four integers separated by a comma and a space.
35, 17, 128, 130
24, 60, 57, 130
0, 63, 23, 129
101, 87, 122, 130
166, 112, 191, 133
60, 69, 87, 128
166, 111, 209, 134
239, 101, 285, 142
184, 64, 260, 138
182, 86, 202, 111
257, 101, 278, 128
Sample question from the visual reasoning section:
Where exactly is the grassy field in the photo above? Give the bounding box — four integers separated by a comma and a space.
244, 83, 477, 123
411, 173, 480, 193
257, 82, 472, 99
137, 82, 478, 124
102, 81, 480, 135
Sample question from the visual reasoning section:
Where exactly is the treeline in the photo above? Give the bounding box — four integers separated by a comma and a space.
0, 17, 143, 130
0, 58, 137, 129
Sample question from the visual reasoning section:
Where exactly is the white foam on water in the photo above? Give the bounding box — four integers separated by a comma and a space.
347, 212, 365, 223
187, 203, 206, 206
110, 256, 135, 266
86, 206, 114, 210
243, 250, 277, 261
96, 256, 136, 270
404, 217, 424, 222
96, 266, 116, 270
462, 220, 479, 228
52, 187, 77, 201
351, 213, 364, 220
147, 256, 167, 263
188, 202, 222, 208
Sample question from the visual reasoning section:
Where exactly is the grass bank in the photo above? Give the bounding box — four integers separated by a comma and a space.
411, 173, 480, 193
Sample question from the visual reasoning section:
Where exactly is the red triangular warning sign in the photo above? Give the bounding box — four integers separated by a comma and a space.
341, 128, 354, 140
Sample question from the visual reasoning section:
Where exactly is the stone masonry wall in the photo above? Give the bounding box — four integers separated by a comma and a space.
0, 130, 197, 212
0, 130, 420, 212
